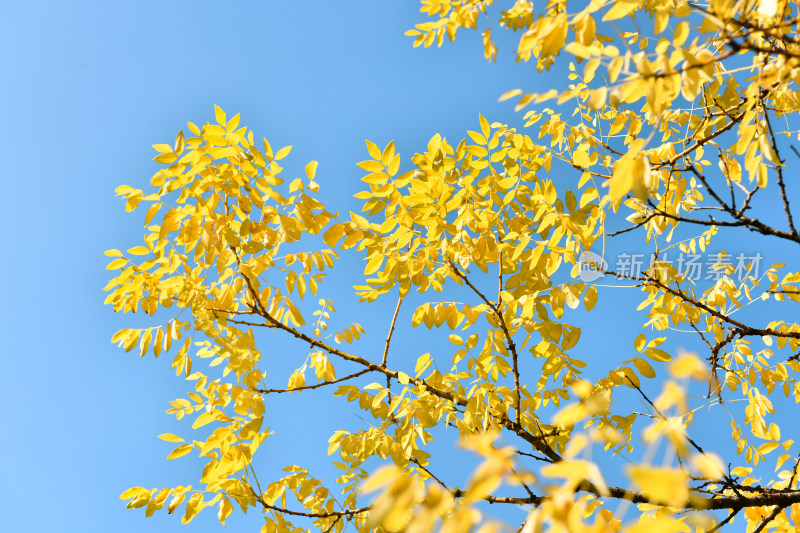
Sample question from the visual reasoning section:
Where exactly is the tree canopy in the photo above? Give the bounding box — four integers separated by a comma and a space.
105, 1, 800, 531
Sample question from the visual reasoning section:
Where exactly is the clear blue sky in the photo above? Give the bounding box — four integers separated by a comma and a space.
2, 1, 795, 532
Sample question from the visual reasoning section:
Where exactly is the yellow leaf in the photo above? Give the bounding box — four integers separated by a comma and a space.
167, 443, 194, 459
628, 466, 689, 507
305, 160, 319, 180
158, 434, 185, 443
758, 441, 779, 456
633, 333, 647, 352
364, 254, 384, 275
584, 285, 598, 311
214, 105, 226, 126
541, 16, 568, 57
565, 41, 595, 59
588, 86, 607, 110
572, 150, 591, 167
287, 369, 305, 390
603, 0, 638, 21
152, 144, 173, 153
610, 152, 651, 201
674, 21, 689, 47
386, 155, 401, 177
633, 357, 656, 378
366, 139, 382, 160
608, 159, 633, 200
192, 411, 216, 430
415, 353, 432, 376
106, 258, 127, 270
240, 417, 264, 439
275, 145, 292, 160
467, 457, 508, 499
226, 113, 240, 132
562, 285, 580, 309
499, 89, 522, 102
382, 141, 395, 167
153, 152, 177, 164
217, 498, 233, 526
289, 178, 304, 193
144, 203, 161, 226
362, 465, 402, 493
553, 403, 588, 427
174, 130, 185, 153
691, 453, 724, 479
323, 224, 344, 247
285, 297, 305, 326
167, 492, 185, 514
669, 352, 708, 379
357, 160, 384, 173
465, 334, 479, 349
125, 194, 142, 213
468, 131, 487, 145
182, 493, 204, 524
350, 211, 369, 229
120, 487, 146, 500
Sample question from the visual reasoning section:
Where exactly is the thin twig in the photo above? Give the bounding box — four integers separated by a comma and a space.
256, 496, 369, 519
498, 251, 503, 308
449, 261, 522, 426
762, 105, 797, 236
750, 505, 785, 533
235, 252, 560, 461
382, 295, 404, 402
706, 507, 741, 533
258, 369, 370, 394
625, 376, 705, 455
606, 270, 800, 340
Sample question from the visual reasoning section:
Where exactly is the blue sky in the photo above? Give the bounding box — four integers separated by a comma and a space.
3, 1, 797, 532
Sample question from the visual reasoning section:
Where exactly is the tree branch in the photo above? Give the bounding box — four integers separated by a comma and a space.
762, 104, 798, 237
256, 495, 369, 519
382, 295, 404, 401
750, 504, 785, 533
605, 271, 800, 340
707, 507, 741, 533
449, 261, 523, 427
625, 376, 706, 455
257, 369, 371, 394
237, 253, 561, 462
